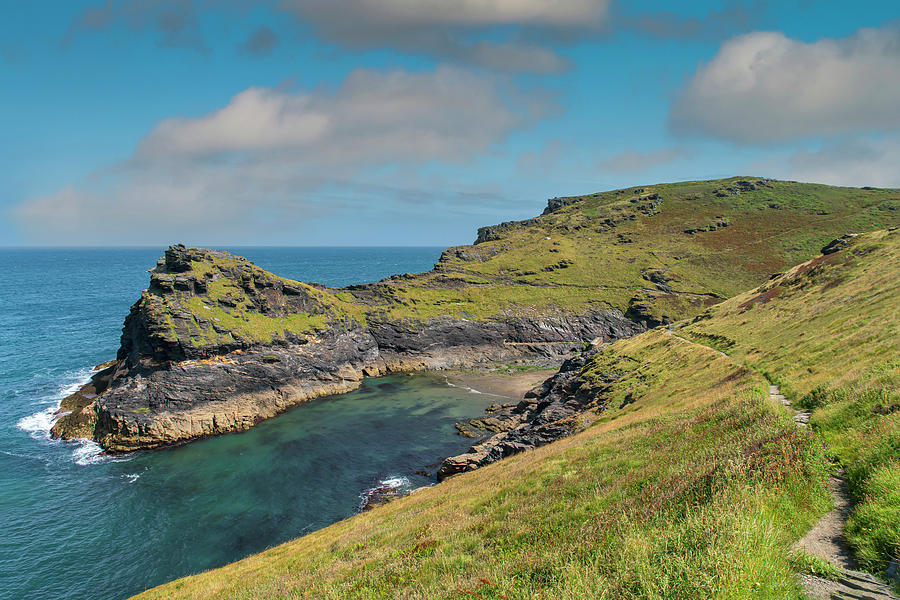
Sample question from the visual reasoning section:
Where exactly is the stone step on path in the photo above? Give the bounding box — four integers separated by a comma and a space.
769, 385, 899, 600
770, 384, 811, 427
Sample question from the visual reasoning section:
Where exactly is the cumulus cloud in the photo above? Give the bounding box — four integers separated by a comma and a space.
671, 26, 900, 144
596, 147, 689, 173
618, 1, 765, 40
278, 0, 611, 73
65, 0, 611, 72
284, 0, 610, 28
64, 1, 768, 71
137, 67, 546, 161
14, 67, 556, 244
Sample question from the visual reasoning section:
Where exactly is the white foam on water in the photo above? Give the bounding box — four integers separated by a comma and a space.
443, 376, 482, 394
72, 440, 133, 466
357, 475, 413, 511
71, 440, 105, 465
16, 366, 94, 441
378, 476, 410, 489
16, 405, 59, 441
122, 473, 140, 484
15, 365, 133, 465
443, 376, 508, 398
58, 368, 95, 397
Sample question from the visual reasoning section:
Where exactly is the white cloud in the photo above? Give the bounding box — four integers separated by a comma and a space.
596, 147, 689, 173
138, 67, 546, 162
279, 0, 611, 73
138, 88, 330, 157
281, 0, 610, 28
65, 0, 610, 72
14, 66, 555, 244
671, 26, 900, 144
765, 135, 900, 188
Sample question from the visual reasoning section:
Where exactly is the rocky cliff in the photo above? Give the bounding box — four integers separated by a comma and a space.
52, 245, 640, 451
50, 177, 900, 451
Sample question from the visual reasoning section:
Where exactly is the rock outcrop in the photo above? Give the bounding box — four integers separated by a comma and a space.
438, 346, 618, 480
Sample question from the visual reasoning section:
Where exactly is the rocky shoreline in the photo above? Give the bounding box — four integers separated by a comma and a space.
438, 343, 616, 480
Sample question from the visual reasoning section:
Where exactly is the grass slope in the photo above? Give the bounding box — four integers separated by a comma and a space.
376, 177, 899, 323
681, 228, 900, 572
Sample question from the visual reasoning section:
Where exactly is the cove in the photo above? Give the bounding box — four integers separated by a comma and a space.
2, 372, 498, 600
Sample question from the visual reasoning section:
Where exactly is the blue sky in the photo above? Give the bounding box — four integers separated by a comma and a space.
2, 1, 898, 247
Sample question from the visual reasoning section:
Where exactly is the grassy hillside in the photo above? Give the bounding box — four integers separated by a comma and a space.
135, 329, 829, 600
372, 177, 899, 324
153, 178, 900, 351
680, 228, 900, 572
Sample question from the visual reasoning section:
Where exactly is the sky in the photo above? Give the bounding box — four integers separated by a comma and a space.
1, 1, 899, 247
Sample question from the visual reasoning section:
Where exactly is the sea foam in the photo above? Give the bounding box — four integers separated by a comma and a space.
15, 366, 130, 465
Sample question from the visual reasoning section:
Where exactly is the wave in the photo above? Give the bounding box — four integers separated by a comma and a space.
15, 365, 131, 466
16, 404, 59, 441
16, 366, 94, 441
357, 475, 412, 512
377, 476, 410, 489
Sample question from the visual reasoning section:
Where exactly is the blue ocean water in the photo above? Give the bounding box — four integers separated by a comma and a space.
0, 247, 496, 600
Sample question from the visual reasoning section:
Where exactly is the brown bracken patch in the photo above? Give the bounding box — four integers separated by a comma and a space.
738, 286, 782, 310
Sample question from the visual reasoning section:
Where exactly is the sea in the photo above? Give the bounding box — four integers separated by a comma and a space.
0, 247, 501, 600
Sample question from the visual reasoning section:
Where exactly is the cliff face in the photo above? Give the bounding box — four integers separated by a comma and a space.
50, 177, 900, 451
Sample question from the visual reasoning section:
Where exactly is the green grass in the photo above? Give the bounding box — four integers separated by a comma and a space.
682, 228, 900, 572
132, 330, 830, 600
499, 363, 546, 373
184, 297, 329, 345
788, 550, 841, 580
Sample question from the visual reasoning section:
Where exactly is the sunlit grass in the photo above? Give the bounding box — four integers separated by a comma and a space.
683, 229, 900, 572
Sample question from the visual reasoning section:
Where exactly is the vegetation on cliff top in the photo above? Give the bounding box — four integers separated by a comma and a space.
136, 177, 900, 353
133, 229, 898, 599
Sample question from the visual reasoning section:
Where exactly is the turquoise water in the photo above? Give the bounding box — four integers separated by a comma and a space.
0, 248, 497, 600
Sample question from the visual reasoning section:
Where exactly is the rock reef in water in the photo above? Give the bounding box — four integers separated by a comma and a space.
438, 341, 637, 480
